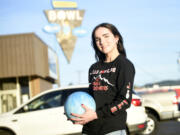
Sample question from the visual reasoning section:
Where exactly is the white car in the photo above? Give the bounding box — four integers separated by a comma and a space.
126, 91, 147, 134
0, 84, 147, 135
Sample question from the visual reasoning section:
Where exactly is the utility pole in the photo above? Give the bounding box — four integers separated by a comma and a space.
77, 70, 82, 84
177, 52, 180, 72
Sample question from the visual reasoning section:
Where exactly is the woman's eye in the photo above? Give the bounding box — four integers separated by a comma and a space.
104, 35, 109, 38
95, 39, 100, 42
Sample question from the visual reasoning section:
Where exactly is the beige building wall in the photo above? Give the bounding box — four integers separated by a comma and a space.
0, 33, 58, 113
0, 33, 49, 78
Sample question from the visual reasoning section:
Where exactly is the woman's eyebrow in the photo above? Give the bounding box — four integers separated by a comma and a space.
95, 33, 109, 39
102, 33, 109, 36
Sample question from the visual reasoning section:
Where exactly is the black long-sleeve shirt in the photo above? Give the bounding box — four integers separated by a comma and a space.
82, 55, 135, 135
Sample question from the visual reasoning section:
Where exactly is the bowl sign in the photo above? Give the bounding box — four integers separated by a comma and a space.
44, 9, 85, 63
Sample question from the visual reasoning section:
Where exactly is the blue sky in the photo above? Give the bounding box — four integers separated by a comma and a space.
0, 0, 180, 87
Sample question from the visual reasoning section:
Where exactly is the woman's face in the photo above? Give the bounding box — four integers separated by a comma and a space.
94, 27, 119, 55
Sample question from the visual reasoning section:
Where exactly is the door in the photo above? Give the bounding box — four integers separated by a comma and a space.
0, 89, 17, 113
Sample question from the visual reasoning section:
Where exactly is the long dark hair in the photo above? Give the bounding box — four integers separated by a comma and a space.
91, 23, 126, 61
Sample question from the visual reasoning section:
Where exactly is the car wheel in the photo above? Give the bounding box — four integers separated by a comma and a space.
0, 129, 15, 135
140, 113, 159, 135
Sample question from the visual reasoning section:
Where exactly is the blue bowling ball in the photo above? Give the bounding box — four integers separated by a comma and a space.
64, 91, 96, 119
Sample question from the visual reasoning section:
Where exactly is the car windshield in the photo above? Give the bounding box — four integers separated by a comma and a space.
15, 88, 89, 114
28, 91, 62, 110
15, 91, 63, 113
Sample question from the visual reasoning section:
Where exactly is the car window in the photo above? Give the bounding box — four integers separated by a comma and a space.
15, 87, 89, 114
15, 91, 63, 114
132, 90, 136, 94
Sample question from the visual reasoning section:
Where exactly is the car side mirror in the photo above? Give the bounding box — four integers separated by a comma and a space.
23, 105, 29, 112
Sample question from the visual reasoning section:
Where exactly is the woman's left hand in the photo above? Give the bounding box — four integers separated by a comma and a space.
70, 104, 98, 125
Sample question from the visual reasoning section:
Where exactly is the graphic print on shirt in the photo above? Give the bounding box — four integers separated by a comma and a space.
90, 68, 116, 75
110, 82, 131, 113
90, 68, 116, 91
94, 74, 114, 86
126, 82, 131, 99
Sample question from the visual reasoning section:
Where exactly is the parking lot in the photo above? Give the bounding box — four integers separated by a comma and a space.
155, 120, 180, 135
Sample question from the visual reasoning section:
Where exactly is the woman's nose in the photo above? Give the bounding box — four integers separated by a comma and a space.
99, 39, 104, 45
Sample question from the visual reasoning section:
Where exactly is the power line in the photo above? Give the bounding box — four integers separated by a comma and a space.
134, 63, 160, 82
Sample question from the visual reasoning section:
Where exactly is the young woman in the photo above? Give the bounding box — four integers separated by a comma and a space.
71, 23, 135, 135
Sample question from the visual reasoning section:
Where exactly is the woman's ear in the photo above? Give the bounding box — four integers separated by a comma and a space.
115, 36, 119, 44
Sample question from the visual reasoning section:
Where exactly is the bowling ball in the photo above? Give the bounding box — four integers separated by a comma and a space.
64, 91, 96, 119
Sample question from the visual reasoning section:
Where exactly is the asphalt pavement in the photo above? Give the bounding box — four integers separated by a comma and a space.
156, 120, 180, 135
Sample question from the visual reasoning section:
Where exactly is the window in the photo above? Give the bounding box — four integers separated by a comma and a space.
15, 87, 89, 114
0, 78, 16, 90
15, 91, 63, 113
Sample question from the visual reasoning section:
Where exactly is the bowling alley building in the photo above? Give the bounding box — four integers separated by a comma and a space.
0, 33, 59, 114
